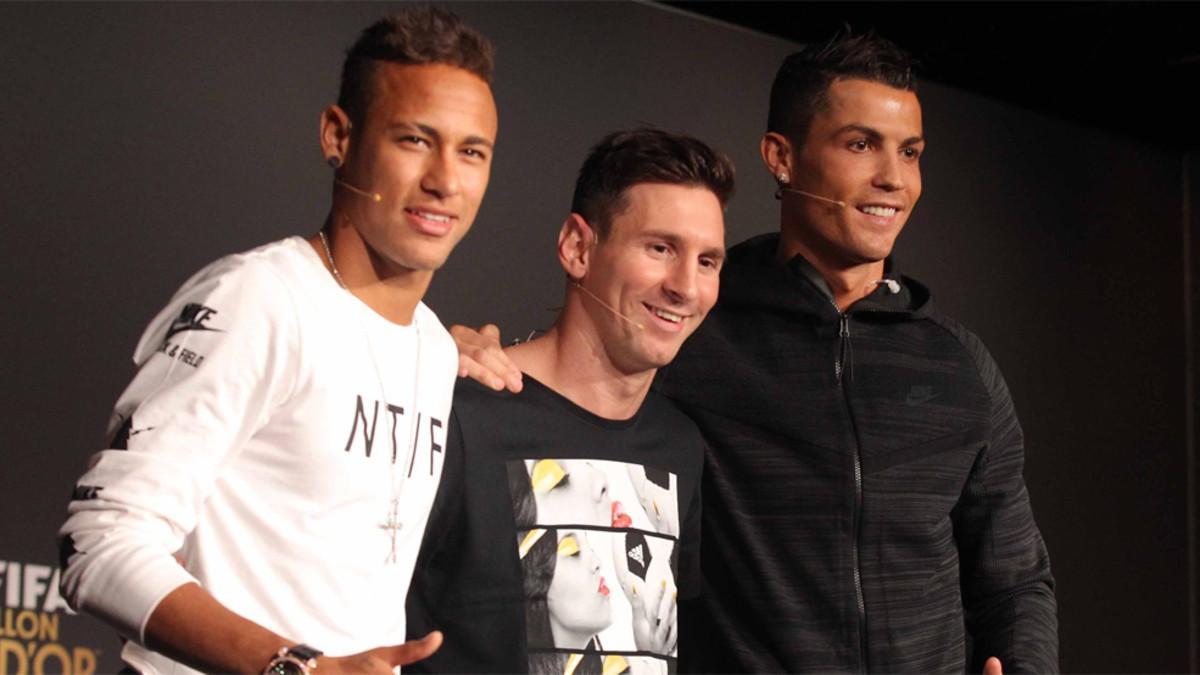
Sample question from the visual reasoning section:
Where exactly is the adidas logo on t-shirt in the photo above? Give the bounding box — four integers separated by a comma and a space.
628, 543, 644, 566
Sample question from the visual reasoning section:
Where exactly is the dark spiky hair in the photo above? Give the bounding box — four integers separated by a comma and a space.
767, 31, 917, 146
337, 6, 494, 124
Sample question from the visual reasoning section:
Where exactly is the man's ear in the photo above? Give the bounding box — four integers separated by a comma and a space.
558, 213, 597, 280
760, 131, 794, 182
320, 104, 353, 167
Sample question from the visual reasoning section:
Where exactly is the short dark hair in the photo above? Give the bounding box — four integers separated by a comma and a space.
338, 6, 494, 125
767, 31, 916, 146
570, 128, 736, 240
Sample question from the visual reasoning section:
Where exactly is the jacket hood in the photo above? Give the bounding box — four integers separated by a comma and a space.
719, 233, 934, 321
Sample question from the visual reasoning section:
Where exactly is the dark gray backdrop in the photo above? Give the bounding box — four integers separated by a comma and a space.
1, 3, 1194, 673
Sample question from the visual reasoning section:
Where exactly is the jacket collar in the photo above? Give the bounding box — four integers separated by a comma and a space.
719, 233, 933, 321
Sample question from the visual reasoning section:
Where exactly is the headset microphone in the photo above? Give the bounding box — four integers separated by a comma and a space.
571, 281, 645, 331
775, 171, 846, 209
335, 179, 383, 203
872, 279, 901, 294
781, 187, 847, 209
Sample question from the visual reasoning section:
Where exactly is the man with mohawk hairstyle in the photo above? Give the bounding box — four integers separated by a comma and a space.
58, 7, 498, 674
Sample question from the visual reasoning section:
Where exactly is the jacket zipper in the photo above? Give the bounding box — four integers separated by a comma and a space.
835, 308, 869, 672
836, 313, 851, 380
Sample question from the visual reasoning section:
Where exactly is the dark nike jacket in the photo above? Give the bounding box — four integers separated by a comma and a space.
658, 233, 1057, 673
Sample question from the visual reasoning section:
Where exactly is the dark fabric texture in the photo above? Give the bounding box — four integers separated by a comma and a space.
658, 233, 1057, 674
405, 376, 704, 673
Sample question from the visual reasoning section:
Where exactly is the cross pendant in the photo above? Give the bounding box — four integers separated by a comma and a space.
379, 498, 402, 564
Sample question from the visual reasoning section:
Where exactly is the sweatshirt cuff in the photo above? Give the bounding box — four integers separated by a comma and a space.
77, 547, 198, 644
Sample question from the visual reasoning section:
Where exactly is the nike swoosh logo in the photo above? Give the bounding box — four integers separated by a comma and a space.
166, 323, 221, 340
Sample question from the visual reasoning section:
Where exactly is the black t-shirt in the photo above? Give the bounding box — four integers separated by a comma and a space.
406, 376, 703, 674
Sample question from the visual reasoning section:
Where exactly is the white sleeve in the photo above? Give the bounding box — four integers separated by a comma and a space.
57, 259, 300, 643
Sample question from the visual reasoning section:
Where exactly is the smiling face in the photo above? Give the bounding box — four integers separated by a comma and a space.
575, 183, 725, 376
778, 78, 923, 271
330, 62, 497, 277
546, 530, 612, 647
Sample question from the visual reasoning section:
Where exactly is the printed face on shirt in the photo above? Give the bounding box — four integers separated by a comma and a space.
577, 183, 725, 375
531, 459, 629, 528
782, 78, 924, 267
334, 62, 498, 276
509, 459, 681, 660
547, 531, 613, 647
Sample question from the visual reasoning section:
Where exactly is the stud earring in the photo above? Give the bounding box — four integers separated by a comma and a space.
326, 156, 342, 169
774, 172, 790, 200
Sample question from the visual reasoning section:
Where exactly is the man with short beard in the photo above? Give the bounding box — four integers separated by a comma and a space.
407, 128, 733, 674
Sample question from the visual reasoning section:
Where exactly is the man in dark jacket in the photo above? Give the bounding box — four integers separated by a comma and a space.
656, 33, 1057, 673
454, 31, 1057, 674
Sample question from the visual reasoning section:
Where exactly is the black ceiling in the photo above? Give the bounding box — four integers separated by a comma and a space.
666, 2, 1200, 153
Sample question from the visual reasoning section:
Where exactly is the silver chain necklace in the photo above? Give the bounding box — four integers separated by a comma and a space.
318, 230, 421, 564
319, 229, 350, 289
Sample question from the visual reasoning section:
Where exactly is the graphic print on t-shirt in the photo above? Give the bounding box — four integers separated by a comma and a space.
507, 459, 679, 674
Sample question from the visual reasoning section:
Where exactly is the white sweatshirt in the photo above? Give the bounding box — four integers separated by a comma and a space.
58, 237, 456, 674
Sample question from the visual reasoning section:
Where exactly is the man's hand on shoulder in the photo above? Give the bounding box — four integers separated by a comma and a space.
450, 323, 523, 393
318, 632, 442, 674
